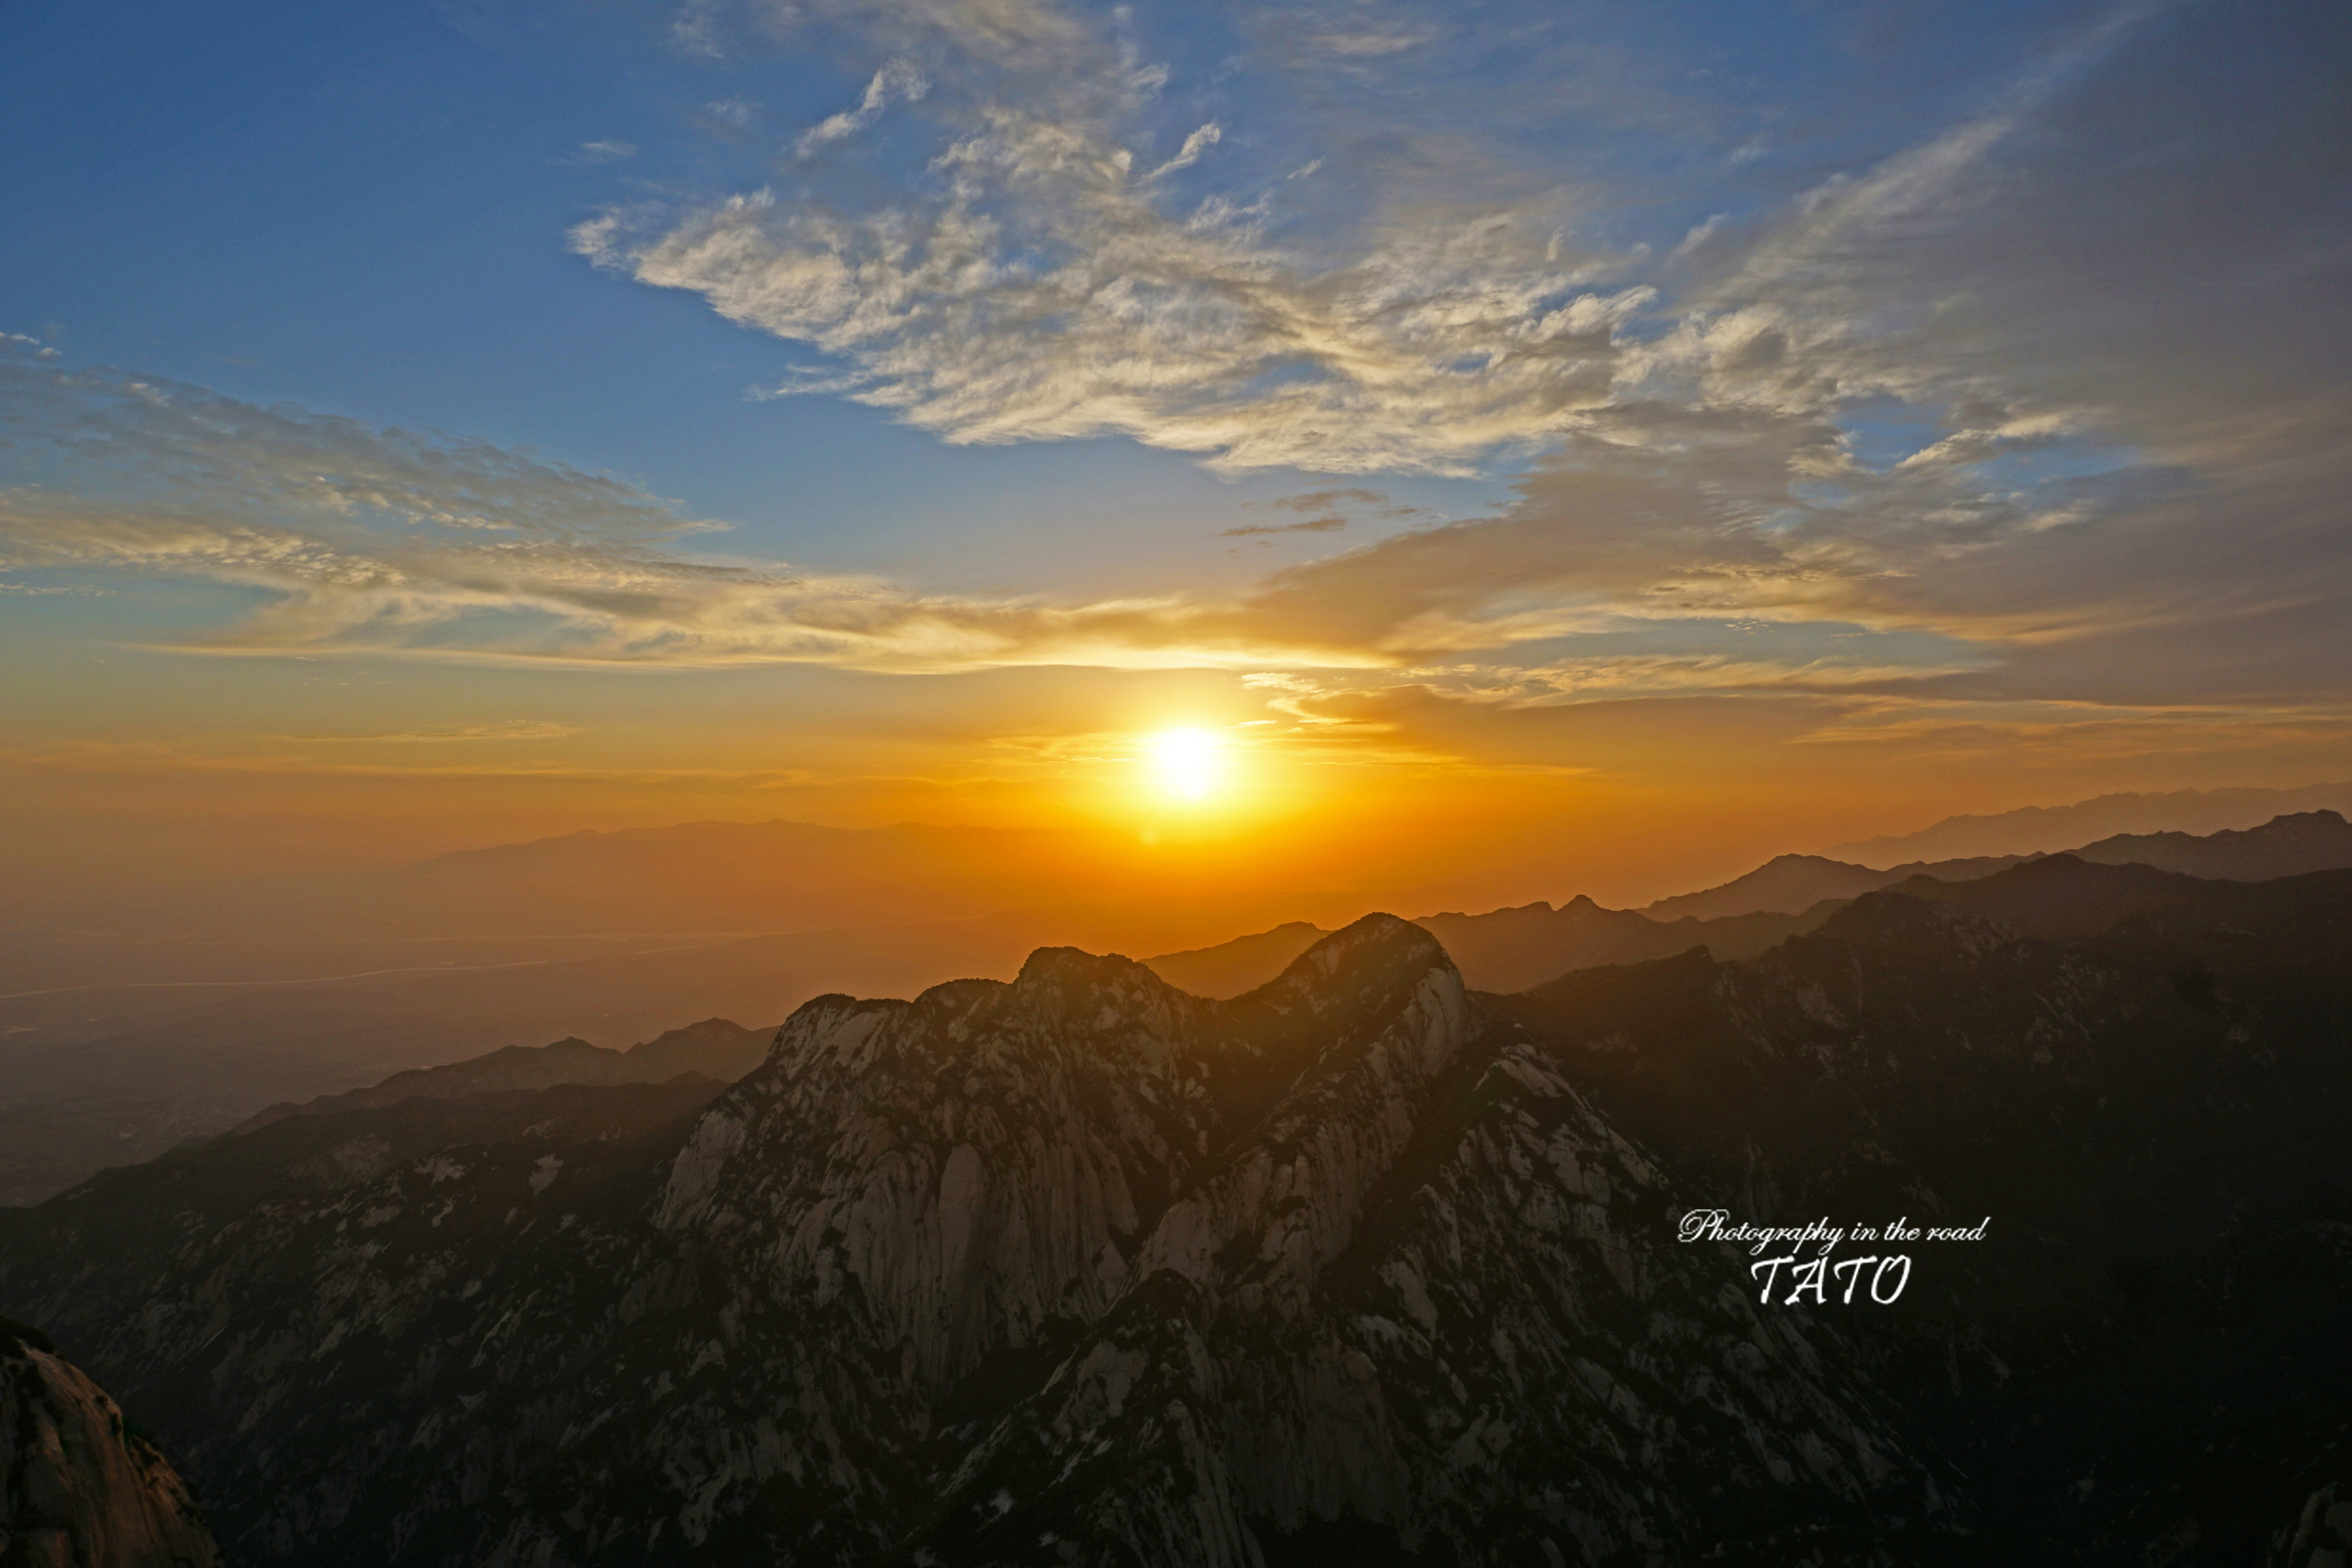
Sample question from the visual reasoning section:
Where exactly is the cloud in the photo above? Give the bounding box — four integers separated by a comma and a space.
1203, 0, 2352, 709
0, 341, 1390, 673
1144, 121, 1219, 180
568, 139, 638, 165
1302, 27, 1435, 59
1270, 488, 1388, 514
579, 0, 1651, 475
276, 721, 578, 743
795, 59, 931, 157
1221, 516, 1345, 539
590, 167, 1650, 474
1218, 486, 1417, 537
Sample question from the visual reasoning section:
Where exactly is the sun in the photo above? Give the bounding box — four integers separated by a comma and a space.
1147, 727, 1223, 802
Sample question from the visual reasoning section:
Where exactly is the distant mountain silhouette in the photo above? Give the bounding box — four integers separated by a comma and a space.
230, 1017, 770, 1133
1633, 810, 2352, 925
1150, 811, 2352, 1002
1146, 898, 1827, 999
1640, 851, 2029, 922
1825, 780, 2352, 864
1144, 920, 1329, 996
2069, 808, 2352, 880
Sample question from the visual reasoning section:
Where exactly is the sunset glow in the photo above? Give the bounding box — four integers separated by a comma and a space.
2, 7, 2343, 1563
0, 0, 2340, 929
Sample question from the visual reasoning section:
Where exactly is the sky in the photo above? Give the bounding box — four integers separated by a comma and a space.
2, 0, 2348, 913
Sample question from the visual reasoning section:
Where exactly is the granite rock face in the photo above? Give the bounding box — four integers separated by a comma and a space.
0, 1319, 221, 1568
0, 916, 1935, 1565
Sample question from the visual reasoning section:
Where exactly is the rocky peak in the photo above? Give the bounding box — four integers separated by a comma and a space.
1243, 912, 1454, 1012
0, 1319, 222, 1568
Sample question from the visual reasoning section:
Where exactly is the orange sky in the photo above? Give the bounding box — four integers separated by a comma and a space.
9, 613, 2350, 931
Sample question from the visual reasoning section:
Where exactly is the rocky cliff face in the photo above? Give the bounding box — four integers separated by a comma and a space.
0, 916, 1942, 1565
3, 878, 2347, 1566
1, 1318, 220, 1568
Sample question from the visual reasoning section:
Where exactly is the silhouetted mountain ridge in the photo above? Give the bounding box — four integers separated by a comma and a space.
1146, 811, 2350, 1004
231, 1016, 770, 1133
1828, 781, 2352, 863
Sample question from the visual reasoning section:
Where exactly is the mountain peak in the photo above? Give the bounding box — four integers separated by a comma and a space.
1011, 945, 1171, 1004
1276, 912, 1450, 983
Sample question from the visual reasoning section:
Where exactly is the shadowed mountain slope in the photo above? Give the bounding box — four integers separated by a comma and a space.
1146, 899, 1822, 1000
1639, 852, 2029, 923
1499, 870, 2352, 1558
232, 1017, 769, 1133
1827, 782, 2352, 865
2070, 808, 2352, 880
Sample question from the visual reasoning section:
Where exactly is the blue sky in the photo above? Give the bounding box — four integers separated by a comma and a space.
1, 0, 2129, 584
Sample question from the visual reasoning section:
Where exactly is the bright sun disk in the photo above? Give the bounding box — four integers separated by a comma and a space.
1148, 727, 1222, 802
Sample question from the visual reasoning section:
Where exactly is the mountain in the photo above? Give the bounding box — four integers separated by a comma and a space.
1416, 894, 1686, 986
0, 916, 1047, 1206
1, 1316, 223, 1566
1621, 809, 2350, 927
1142, 920, 1329, 996
5, 873, 2348, 1563
1497, 867, 2352, 1557
2070, 808, 2352, 880
1639, 851, 2029, 922
1885, 851, 2352, 943
1148, 898, 1827, 1000
0, 919, 1940, 1564
1825, 781, 2352, 865
231, 1017, 770, 1133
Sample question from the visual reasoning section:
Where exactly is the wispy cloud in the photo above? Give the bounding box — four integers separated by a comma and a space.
1221, 516, 1345, 539
274, 721, 579, 743
0, 341, 1389, 672
567, 138, 637, 165
584, 169, 1650, 474
1220, 486, 1415, 537
795, 59, 931, 157
573, 0, 1650, 475
1144, 121, 1219, 180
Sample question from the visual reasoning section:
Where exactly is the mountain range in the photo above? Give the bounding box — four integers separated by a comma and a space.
1146, 811, 2352, 998
228, 1018, 772, 1134
1825, 781, 2352, 864
5, 810, 2347, 1208
3, 855, 2347, 1563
